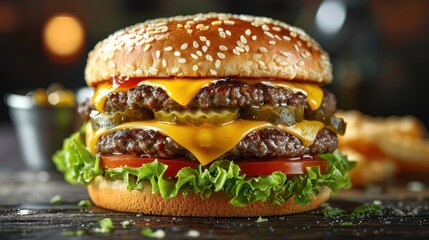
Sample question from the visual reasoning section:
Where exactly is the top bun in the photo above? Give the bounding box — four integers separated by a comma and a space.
85, 13, 332, 87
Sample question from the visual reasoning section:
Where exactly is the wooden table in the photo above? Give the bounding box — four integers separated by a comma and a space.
1, 123, 429, 239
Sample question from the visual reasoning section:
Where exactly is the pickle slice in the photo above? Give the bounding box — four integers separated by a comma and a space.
90, 108, 154, 130
154, 108, 238, 125
304, 111, 346, 135
239, 106, 305, 125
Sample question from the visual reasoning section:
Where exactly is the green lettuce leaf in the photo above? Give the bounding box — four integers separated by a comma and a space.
53, 130, 355, 207
52, 127, 102, 185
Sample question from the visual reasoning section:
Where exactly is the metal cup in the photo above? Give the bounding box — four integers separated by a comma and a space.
5, 93, 78, 171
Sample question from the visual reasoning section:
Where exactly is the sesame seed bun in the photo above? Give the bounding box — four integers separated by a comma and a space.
88, 176, 332, 217
85, 13, 332, 87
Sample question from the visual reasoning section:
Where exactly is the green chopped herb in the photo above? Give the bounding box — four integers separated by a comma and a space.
340, 221, 353, 226
141, 228, 166, 238
63, 229, 84, 237
121, 220, 132, 227
75, 229, 84, 236
49, 195, 62, 204
322, 206, 345, 217
62, 230, 74, 237
78, 199, 92, 207
351, 204, 382, 217
94, 218, 114, 233
255, 216, 269, 223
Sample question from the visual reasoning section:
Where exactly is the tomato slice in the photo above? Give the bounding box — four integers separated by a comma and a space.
101, 155, 198, 177
112, 77, 143, 89
100, 155, 328, 178
234, 157, 328, 176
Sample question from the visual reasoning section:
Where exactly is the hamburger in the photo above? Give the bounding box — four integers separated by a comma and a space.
53, 13, 354, 217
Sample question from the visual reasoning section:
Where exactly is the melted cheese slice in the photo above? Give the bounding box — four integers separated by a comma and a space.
92, 78, 324, 112
89, 120, 324, 166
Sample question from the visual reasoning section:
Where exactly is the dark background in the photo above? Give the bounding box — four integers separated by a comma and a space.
1, 0, 429, 128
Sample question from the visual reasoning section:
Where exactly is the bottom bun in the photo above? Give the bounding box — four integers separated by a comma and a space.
88, 176, 332, 217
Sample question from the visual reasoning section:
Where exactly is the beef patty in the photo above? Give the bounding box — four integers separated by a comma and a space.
79, 80, 337, 120
96, 128, 337, 161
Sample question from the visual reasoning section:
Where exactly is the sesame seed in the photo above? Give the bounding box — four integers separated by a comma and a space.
156, 35, 166, 41
193, 41, 199, 48
218, 27, 224, 32
146, 37, 155, 43
240, 35, 247, 44
264, 31, 274, 38
187, 29, 193, 34
201, 25, 209, 31
237, 40, 245, 48
290, 32, 297, 38
174, 51, 181, 57
219, 32, 227, 38
202, 45, 208, 52
224, 20, 235, 25
272, 26, 281, 32
301, 52, 309, 59
259, 47, 268, 53
297, 40, 302, 47
171, 67, 179, 73
274, 34, 282, 41
178, 58, 187, 63
297, 60, 305, 66
143, 44, 151, 52
191, 53, 198, 59
186, 20, 195, 25
268, 40, 276, 45
155, 21, 167, 27
293, 64, 299, 70
162, 59, 167, 67
180, 43, 189, 50
245, 29, 251, 35
215, 59, 221, 68
160, 26, 168, 33
211, 20, 222, 26
148, 67, 158, 75
232, 48, 240, 55
283, 35, 291, 41
235, 46, 244, 52
225, 30, 231, 36
294, 44, 300, 51
244, 45, 249, 52
280, 51, 289, 57
210, 69, 217, 75
177, 23, 183, 28
252, 35, 257, 40
196, 51, 202, 57
279, 61, 288, 66
219, 45, 228, 51
205, 54, 213, 61
262, 24, 269, 31
184, 24, 191, 29
206, 40, 210, 47
199, 36, 207, 42
164, 46, 173, 51
196, 24, 204, 30
156, 50, 161, 58
217, 52, 226, 59
192, 65, 199, 71
257, 60, 266, 66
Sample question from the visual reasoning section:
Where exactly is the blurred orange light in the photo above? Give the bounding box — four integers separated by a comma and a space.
43, 14, 84, 58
